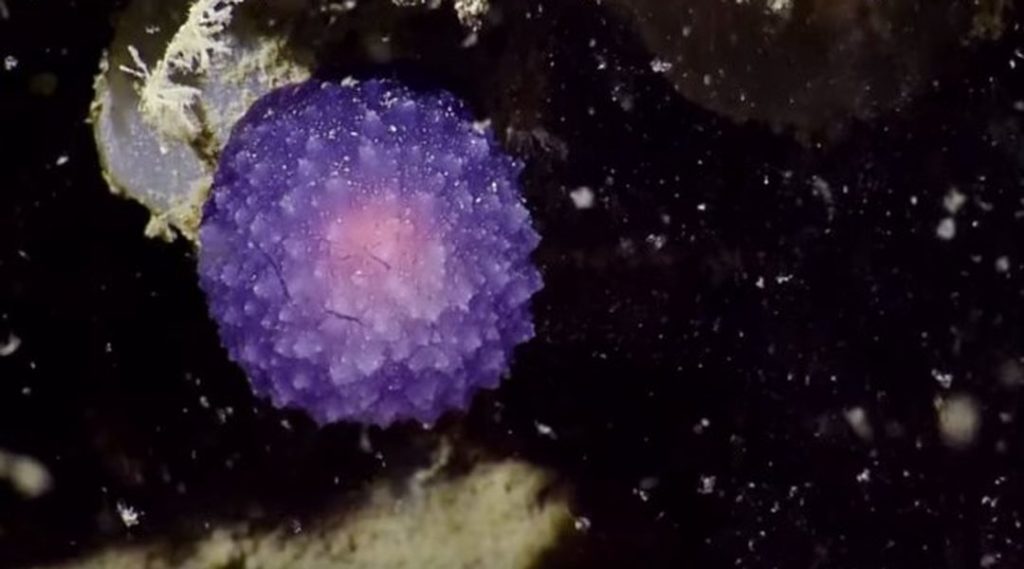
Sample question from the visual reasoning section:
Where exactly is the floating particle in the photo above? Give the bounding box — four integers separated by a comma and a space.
116, 500, 142, 528
936, 217, 956, 240
568, 186, 595, 209
843, 406, 873, 441
936, 393, 981, 449
198, 78, 542, 426
0, 333, 20, 357
3, 55, 17, 71
0, 450, 52, 498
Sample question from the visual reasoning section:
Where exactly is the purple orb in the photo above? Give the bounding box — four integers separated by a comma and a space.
197, 78, 542, 426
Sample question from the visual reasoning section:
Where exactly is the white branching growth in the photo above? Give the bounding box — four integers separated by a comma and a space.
120, 0, 245, 142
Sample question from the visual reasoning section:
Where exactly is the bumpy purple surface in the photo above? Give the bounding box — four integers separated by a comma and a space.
197, 78, 542, 426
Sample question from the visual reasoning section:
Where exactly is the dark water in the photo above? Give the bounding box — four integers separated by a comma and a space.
2, 0, 1024, 567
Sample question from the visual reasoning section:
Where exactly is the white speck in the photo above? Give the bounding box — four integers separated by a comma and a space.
534, 421, 557, 439
569, 186, 595, 209
696, 203, 707, 212
697, 475, 716, 495
755, 276, 765, 289
775, 274, 793, 284
856, 468, 871, 483
692, 417, 710, 434
55, 155, 69, 166
0, 334, 20, 357
995, 256, 1010, 273
116, 501, 142, 528
650, 58, 673, 73
340, 76, 358, 87
943, 188, 967, 214
471, 119, 490, 134
981, 553, 1000, 568
936, 217, 956, 240
931, 369, 954, 389
573, 516, 592, 532
844, 407, 873, 441
4, 55, 17, 71
765, 0, 792, 16
702, 74, 712, 86
936, 394, 981, 449
646, 234, 667, 250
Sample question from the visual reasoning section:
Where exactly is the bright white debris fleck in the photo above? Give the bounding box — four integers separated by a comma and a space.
765, 0, 792, 15
646, 233, 667, 250
775, 274, 793, 284
0, 333, 20, 357
995, 256, 1010, 273
0, 450, 52, 498
573, 516, 592, 532
856, 468, 871, 483
943, 188, 967, 214
693, 417, 710, 434
936, 217, 956, 240
697, 475, 716, 495
843, 406, 873, 441
936, 393, 981, 449
931, 369, 953, 389
4, 55, 17, 71
755, 276, 765, 289
569, 186, 595, 209
116, 500, 142, 528
55, 155, 69, 166
650, 58, 673, 73
534, 421, 557, 439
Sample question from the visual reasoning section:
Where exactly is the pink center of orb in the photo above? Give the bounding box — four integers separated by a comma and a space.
321, 196, 449, 330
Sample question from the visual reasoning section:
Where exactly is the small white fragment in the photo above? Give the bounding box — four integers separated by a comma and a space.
650, 58, 673, 73
692, 417, 710, 434
0, 333, 20, 357
843, 406, 873, 441
943, 188, 967, 214
855, 468, 871, 483
569, 186, 595, 210
3, 55, 17, 71
765, 0, 792, 16
534, 421, 557, 439
55, 155, 69, 166
117, 500, 142, 528
573, 515, 591, 532
697, 475, 716, 495
932, 369, 953, 389
936, 217, 956, 240
995, 256, 1010, 273
936, 393, 981, 449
